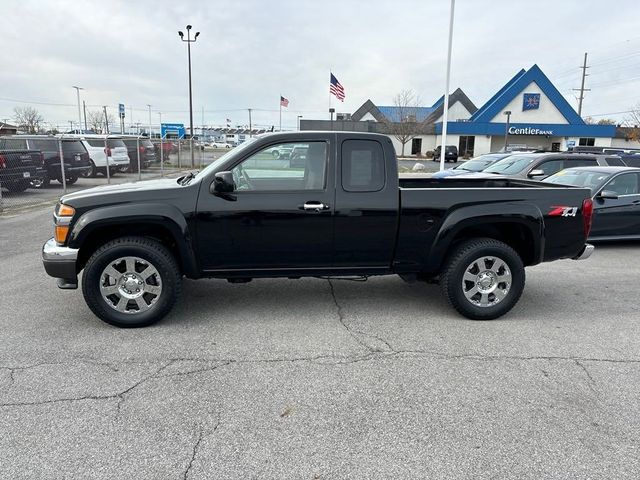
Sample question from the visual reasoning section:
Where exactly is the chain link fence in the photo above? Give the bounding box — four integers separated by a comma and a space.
0, 134, 229, 216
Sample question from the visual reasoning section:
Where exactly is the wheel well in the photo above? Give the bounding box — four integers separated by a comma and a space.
450, 223, 536, 266
76, 223, 183, 273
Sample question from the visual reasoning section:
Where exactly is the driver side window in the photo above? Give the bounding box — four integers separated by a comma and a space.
232, 142, 327, 191
604, 173, 639, 196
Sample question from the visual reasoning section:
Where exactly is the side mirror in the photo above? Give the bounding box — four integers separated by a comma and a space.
211, 171, 235, 194
528, 169, 546, 178
598, 190, 619, 200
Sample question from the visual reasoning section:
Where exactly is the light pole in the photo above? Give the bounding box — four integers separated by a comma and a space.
297, 115, 303, 131
178, 25, 200, 167
147, 104, 152, 138
72, 86, 83, 133
503, 110, 512, 151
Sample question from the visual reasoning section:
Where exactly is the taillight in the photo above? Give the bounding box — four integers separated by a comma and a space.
582, 198, 593, 238
139, 146, 145, 153
104, 147, 112, 156
0, 154, 5, 169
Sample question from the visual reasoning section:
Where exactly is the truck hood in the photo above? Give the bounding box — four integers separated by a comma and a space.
61, 178, 180, 202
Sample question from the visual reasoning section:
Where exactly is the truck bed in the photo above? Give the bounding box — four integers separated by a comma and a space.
398, 174, 569, 190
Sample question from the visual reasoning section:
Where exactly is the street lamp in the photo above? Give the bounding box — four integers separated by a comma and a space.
72, 86, 83, 133
297, 115, 303, 131
178, 25, 200, 167
503, 110, 512, 151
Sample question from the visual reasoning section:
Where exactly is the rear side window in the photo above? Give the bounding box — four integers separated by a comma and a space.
566, 158, 598, 168
341, 140, 385, 192
604, 156, 625, 167
29, 139, 57, 151
86, 139, 105, 147
107, 139, 126, 148
62, 141, 87, 154
0, 138, 28, 149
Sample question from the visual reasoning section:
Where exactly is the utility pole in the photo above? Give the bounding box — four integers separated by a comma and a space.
248, 108, 252, 137
573, 52, 590, 117
72, 86, 83, 133
103, 106, 110, 134
82, 100, 88, 132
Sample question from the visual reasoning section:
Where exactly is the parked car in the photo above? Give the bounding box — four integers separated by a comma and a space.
152, 141, 178, 160
67, 135, 130, 176
42, 132, 594, 328
619, 154, 640, 168
481, 153, 624, 180
210, 141, 231, 149
544, 166, 640, 240
122, 136, 155, 172
0, 135, 91, 187
0, 142, 43, 192
432, 145, 459, 162
431, 153, 513, 178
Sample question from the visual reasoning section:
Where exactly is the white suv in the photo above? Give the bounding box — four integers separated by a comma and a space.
67, 135, 130, 176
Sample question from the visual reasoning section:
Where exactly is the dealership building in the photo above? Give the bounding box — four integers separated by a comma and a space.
301, 64, 638, 157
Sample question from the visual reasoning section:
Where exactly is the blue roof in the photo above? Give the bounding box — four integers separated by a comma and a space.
377, 106, 435, 122
469, 65, 584, 125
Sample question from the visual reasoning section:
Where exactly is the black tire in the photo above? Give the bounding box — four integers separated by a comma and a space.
65, 175, 78, 185
5, 180, 30, 192
87, 160, 97, 178
82, 236, 182, 328
440, 238, 525, 320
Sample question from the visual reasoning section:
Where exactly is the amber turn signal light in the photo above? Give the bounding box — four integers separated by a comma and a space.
55, 225, 70, 244
58, 204, 75, 217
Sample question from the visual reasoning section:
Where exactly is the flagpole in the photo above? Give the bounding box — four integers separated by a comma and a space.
329, 71, 332, 120
439, 0, 456, 172
279, 95, 282, 131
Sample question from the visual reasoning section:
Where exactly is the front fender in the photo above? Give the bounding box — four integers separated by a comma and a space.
68, 203, 198, 277
424, 202, 545, 273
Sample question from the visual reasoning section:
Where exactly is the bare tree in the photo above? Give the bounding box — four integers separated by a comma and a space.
13, 106, 44, 133
382, 89, 425, 157
624, 104, 640, 141
86, 110, 115, 133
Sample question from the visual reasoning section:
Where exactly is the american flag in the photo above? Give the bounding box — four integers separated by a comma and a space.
330, 73, 345, 102
280, 96, 289, 107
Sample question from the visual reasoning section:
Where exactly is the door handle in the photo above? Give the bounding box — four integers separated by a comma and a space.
301, 201, 330, 212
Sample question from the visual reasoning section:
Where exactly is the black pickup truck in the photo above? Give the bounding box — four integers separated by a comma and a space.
0, 146, 43, 192
42, 132, 594, 328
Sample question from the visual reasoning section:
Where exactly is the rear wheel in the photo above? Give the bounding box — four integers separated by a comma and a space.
82, 236, 182, 328
440, 238, 525, 320
87, 160, 97, 177
65, 175, 78, 185
5, 180, 30, 192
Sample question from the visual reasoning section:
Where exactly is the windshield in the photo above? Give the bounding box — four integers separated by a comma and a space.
484, 154, 540, 174
544, 169, 611, 194
458, 154, 509, 172
194, 137, 258, 180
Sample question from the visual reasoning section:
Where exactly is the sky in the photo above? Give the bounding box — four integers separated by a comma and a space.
1, 0, 639, 132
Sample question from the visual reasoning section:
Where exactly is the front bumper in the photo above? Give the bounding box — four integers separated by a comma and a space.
573, 243, 594, 260
42, 238, 78, 286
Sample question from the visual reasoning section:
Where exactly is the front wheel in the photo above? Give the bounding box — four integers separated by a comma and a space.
440, 238, 525, 320
82, 236, 182, 327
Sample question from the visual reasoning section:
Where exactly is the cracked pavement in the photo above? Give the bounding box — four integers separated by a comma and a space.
1, 208, 639, 479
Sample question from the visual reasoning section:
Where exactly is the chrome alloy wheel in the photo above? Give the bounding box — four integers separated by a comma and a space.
99, 256, 162, 314
461, 256, 512, 308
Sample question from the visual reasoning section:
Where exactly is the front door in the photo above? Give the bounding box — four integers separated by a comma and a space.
592, 172, 640, 238
196, 140, 335, 273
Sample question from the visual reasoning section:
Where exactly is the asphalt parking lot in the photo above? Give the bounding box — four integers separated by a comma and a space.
1, 206, 639, 478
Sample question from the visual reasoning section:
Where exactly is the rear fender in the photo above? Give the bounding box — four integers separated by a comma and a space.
424, 202, 544, 273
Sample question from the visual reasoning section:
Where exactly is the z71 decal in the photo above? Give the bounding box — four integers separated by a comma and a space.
548, 206, 578, 217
